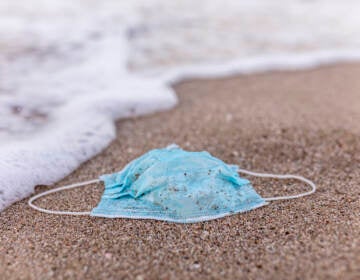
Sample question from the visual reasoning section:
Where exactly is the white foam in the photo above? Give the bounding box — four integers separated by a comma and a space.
1, 0, 360, 211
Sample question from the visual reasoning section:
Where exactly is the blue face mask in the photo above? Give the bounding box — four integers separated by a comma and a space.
29, 145, 316, 223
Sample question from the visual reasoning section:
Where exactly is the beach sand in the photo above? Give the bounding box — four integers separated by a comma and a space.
1, 64, 359, 279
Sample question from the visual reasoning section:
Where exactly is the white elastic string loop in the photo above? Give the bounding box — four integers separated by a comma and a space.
29, 169, 315, 215
237, 168, 316, 201
28, 179, 100, 215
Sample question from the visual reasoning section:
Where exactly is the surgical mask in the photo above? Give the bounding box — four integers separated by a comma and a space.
28, 145, 316, 223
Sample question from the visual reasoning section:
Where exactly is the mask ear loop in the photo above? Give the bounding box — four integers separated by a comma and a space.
237, 168, 316, 201
28, 179, 100, 215
29, 169, 316, 215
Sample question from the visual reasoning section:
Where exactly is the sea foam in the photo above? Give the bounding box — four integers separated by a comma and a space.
1, 0, 360, 211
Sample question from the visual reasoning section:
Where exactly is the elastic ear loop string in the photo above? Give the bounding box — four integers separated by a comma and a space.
28, 179, 100, 215
237, 168, 316, 201
28, 170, 316, 215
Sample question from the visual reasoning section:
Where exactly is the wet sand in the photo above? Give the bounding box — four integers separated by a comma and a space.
1, 64, 359, 279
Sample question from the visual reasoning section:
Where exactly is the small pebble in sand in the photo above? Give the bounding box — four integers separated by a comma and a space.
226, 113, 233, 122
231, 151, 239, 157
104, 253, 112, 259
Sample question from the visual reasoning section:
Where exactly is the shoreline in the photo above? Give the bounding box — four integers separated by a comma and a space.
1, 63, 360, 279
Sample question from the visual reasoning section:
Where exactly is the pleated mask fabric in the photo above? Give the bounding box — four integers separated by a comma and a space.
91, 145, 266, 223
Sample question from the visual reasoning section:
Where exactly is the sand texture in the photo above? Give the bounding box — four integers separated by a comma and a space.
1, 64, 360, 279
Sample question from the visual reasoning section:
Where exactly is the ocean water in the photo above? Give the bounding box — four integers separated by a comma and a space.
1, 0, 360, 211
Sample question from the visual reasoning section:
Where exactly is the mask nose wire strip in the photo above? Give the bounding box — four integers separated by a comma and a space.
237, 168, 316, 201
28, 179, 100, 215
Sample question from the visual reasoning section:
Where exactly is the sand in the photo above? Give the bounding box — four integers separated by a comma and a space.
1, 64, 360, 279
